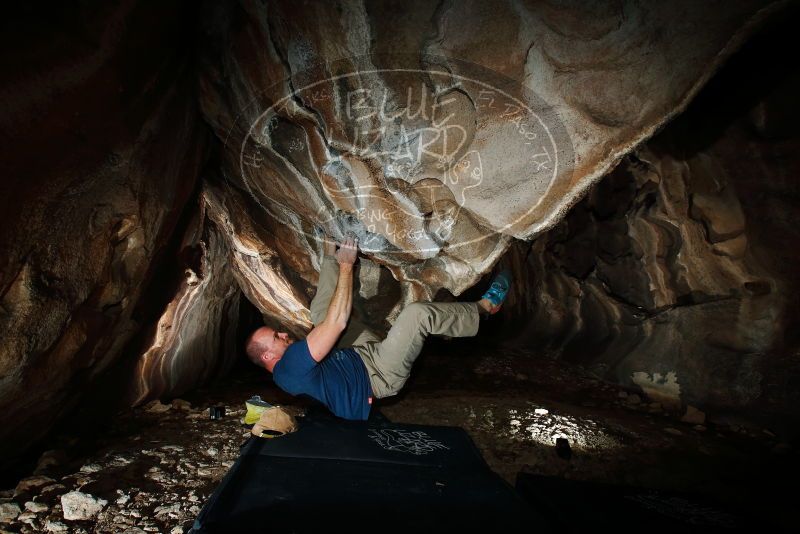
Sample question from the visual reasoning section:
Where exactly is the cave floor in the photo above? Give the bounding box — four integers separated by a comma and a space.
1, 340, 795, 533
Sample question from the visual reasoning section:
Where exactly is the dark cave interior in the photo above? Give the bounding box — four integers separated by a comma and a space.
1, 0, 800, 532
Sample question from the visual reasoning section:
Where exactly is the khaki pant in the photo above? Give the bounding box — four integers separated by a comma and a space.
310, 256, 480, 398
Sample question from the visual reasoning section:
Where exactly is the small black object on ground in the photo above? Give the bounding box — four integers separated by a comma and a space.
555, 437, 572, 460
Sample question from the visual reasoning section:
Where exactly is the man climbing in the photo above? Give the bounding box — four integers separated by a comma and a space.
245, 235, 511, 420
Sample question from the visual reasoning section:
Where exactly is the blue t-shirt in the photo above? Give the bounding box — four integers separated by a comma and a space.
273, 340, 372, 420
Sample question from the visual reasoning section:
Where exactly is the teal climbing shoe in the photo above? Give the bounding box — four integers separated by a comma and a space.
481, 269, 512, 311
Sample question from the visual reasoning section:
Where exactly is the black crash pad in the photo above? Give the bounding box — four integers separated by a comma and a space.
191, 410, 541, 532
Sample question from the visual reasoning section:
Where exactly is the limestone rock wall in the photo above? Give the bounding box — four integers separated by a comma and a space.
128, 196, 241, 405
502, 143, 779, 410
0, 2, 210, 460
196, 0, 780, 322
498, 58, 800, 416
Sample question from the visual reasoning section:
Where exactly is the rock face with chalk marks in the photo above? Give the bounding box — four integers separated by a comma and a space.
195, 0, 781, 312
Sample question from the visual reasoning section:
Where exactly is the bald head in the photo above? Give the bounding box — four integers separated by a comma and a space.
245, 326, 293, 371
245, 327, 271, 368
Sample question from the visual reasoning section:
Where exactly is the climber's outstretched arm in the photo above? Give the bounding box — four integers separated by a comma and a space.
306, 236, 358, 362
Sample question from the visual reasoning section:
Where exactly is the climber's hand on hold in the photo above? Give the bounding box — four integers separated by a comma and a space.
335, 236, 358, 267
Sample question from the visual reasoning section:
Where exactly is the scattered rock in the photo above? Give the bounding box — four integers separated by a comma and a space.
680, 405, 706, 425
109, 454, 133, 467
618, 391, 628, 398
172, 399, 192, 411
664, 428, 683, 436
693, 425, 707, 432
17, 511, 36, 525
146, 467, 169, 483
33, 450, 68, 475
144, 400, 171, 414
44, 520, 68, 532
0, 502, 21, 523
154, 503, 180, 518
626, 394, 641, 405
79, 463, 102, 474
74, 476, 95, 488
61, 491, 107, 520
14, 476, 55, 498
38, 484, 66, 500
116, 493, 130, 505
24, 501, 48, 513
